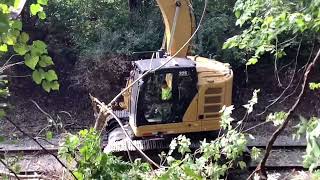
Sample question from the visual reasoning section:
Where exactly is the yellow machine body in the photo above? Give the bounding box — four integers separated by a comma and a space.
121, 57, 233, 137
118, 0, 233, 138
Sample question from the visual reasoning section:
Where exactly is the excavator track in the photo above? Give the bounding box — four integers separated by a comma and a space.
104, 138, 171, 153
103, 110, 205, 153
103, 110, 172, 153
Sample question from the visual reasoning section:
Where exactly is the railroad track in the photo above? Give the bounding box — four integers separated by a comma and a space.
248, 146, 307, 169
0, 147, 58, 156
0, 136, 310, 179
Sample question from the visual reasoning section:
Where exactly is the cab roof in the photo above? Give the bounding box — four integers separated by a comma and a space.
135, 57, 196, 72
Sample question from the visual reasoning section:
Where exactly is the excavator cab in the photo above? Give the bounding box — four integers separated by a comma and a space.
117, 55, 233, 138
133, 58, 197, 126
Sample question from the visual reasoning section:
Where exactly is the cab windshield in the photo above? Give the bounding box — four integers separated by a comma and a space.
136, 69, 197, 126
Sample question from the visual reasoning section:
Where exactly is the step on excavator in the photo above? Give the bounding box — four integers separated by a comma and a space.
103, 0, 233, 154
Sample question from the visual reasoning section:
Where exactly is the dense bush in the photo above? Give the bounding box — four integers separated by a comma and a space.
193, 0, 246, 66
45, 0, 163, 58
44, 0, 244, 65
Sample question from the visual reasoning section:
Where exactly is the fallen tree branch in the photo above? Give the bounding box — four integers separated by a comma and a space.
90, 94, 109, 133
4, 117, 78, 180
108, 110, 161, 168
248, 48, 320, 180
91, 96, 161, 168
0, 62, 24, 73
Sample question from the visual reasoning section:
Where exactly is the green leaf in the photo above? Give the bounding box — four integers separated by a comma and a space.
79, 129, 88, 137
19, 32, 29, 43
31, 40, 47, 56
33, 40, 47, 50
39, 55, 54, 67
24, 54, 39, 70
13, 164, 21, 174
32, 69, 45, 84
3, 34, 17, 45
13, 43, 28, 55
68, 135, 80, 148
37, 0, 48, 5
183, 166, 202, 180
11, 20, 22, 30
46, 131, 53, 140
38, 11, 46, 19
312, 139, 320, 157
41, 80, 59, 92
309, 82, 320, 90
0, 136, 4, 143
0, 4, 9, 13
296, 18, 305, 28
246, 57, 258, 65
45, 70, 58, 81
0, 44, 8, 52
267, 111, 288, 126
235, 10, 241, 18
50, 81, 59, 90
238, 161, 247, 170
41, 80, 51, 92
264, 16, 274, 25
14, 0, 21, 9
0, 109, 6, 119
30, 4, 43, 16
11, 30, 20, 37
223, 36, 239, 49
0, 13, 9, 33
73, 171, 84, 180
251, 147, 261, 160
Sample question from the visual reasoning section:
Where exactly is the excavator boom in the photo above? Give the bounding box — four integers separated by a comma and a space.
156, 0, 195, 57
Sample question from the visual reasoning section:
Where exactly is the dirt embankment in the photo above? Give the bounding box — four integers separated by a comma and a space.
0, 52, 130, 138
233, 56, 320, 136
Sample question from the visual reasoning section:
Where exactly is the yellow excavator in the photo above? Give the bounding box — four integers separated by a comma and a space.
104, 0, 233, 153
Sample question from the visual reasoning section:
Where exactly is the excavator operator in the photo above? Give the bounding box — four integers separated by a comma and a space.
161, 80, 172, 101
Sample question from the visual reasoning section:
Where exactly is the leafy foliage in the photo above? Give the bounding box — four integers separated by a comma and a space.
222, 0, 320, 178
59, 90, 264, 179
267, 111, 288, 126
0, 76, 9, 119
242, 89, 260, 114
44, 0, 245, 67
59, 128, 151, 180
223, 0, 320, 65
295, 116, 320, 171
46, 0, 163, 58
250, 147, 261, 161
192, 0, 246, 66
0, 1, 59, 176
309, 82, 320, 90
0, 0, 59, 92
